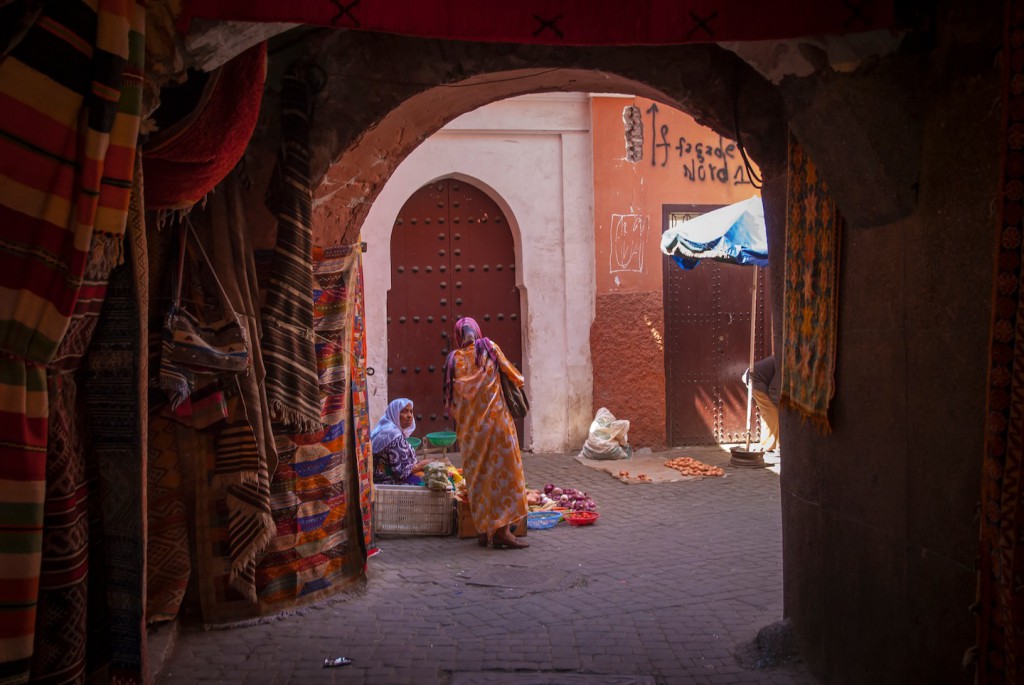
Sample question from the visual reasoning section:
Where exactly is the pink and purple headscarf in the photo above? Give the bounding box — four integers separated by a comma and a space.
442, 317, 498, 410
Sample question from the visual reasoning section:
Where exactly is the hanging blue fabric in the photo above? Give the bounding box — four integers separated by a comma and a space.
661, 195, 769, 270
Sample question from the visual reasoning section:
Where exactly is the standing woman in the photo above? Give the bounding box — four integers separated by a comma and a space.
443, 317, 529, 549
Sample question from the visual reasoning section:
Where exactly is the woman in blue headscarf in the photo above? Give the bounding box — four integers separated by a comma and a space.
371, 398, 431, 485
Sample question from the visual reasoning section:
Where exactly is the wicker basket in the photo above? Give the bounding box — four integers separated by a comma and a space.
374, 484, 455, 537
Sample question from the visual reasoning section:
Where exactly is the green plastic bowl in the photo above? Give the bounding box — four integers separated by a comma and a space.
426, 431, 457, 448
407, 437, 421, 450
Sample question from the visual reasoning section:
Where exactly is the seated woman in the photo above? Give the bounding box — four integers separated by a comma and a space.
371, 398, 434, 485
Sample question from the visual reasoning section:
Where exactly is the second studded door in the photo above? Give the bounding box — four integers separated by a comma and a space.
387, 178, 522, 435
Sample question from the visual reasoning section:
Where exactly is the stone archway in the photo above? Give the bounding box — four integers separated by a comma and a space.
230, 17, 1000, 683
356, 96, 596, 453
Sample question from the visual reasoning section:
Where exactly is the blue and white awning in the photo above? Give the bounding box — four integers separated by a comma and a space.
660, 195, 769, 270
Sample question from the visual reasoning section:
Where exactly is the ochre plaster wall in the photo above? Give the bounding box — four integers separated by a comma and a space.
590, 290, 666, 447
590, 96, 760, 446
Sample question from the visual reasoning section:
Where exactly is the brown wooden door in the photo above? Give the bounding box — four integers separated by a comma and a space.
662, 205, 771, 446
388, 179, 522, 437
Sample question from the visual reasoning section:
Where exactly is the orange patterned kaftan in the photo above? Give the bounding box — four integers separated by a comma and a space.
450, 343, 529, 537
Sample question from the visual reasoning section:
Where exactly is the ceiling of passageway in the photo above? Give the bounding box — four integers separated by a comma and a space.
155, 2, 914, 243
177, 0, 902, 46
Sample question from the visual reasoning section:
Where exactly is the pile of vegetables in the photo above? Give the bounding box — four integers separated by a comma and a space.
423, 462, 455, 491
525, 483, 597, 512
663, 456, 724, 477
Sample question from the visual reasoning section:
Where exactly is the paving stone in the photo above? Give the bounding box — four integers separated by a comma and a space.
156, 452, 817, 684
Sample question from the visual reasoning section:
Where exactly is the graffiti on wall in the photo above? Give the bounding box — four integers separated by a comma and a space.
645, 103, 755, 186
610, 213, 649, 273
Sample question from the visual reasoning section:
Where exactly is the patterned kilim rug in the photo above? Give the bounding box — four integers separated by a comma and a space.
340, 247, 376, 557
31, 236, 125, 683
193, 245, 366, 624
31, 155, 149, 682
780, 135, 842, 432
977, 2, 1024, 682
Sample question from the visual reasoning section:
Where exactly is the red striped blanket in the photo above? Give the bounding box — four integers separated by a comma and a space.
0, 2, 145, 680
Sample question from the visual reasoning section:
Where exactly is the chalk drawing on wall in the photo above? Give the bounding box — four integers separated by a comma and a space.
610, 213, 650, 273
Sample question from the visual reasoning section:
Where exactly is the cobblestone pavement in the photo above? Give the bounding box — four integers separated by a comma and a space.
156, 449, 816, 684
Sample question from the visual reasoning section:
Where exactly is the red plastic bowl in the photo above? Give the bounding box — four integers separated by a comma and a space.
564, 511, 599, 526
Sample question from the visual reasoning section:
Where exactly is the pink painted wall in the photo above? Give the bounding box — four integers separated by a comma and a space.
590, 96, 760, 446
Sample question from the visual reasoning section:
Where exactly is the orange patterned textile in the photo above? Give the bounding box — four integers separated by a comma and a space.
449, 342, 528, 538
780, 136, 842, 432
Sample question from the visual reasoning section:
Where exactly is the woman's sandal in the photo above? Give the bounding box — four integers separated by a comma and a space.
491, 534, 529, 550
477, 533, 489, 547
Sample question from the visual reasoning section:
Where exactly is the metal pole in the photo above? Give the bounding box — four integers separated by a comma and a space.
745, 266, 759, 451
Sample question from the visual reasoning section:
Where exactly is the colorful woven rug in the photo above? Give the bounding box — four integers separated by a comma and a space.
260, 68, 323, 436
977, 2, 1024, 682
167, 176, 274, 615
780, 136, 842, 433
0, 4, 144, 679
349, 249, 377, 558
315, 245, 377, 558
192, 244, 366, 625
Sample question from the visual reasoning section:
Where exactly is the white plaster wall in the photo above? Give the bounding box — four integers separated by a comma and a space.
361, 93, 595, 453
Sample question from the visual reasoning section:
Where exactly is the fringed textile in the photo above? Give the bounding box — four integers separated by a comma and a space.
192, 243, 366, 625
260, 68, 323, 435
198, 175, 275, 603
977, 2, 1024, 681
0, 2, 145, 679
780, 136, 842, 432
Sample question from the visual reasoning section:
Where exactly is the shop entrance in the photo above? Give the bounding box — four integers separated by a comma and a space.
387, 178, 523, 437
662, 204, 772, 446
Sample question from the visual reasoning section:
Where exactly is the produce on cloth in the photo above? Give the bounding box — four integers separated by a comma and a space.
663, 456, 725, 477
529, 483, 597, 512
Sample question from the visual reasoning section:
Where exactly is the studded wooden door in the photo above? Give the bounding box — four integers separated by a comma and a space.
662, 204, 771, 446
388, 178, 522, 437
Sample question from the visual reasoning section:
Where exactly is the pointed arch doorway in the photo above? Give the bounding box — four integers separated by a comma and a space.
387, 178, 523, 440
